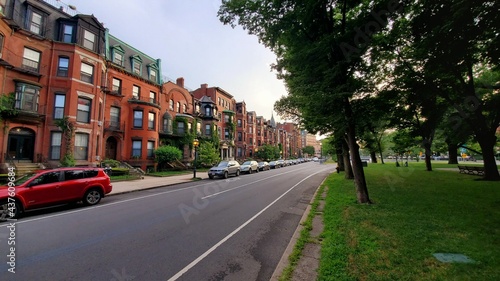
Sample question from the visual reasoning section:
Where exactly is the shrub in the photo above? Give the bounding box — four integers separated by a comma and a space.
154, 145, 183, 165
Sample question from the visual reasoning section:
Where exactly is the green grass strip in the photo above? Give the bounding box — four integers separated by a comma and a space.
279, 182, 326, 281
318, 162, 500, 281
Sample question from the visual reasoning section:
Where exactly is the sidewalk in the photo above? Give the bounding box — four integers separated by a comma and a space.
108, 173, 208, 196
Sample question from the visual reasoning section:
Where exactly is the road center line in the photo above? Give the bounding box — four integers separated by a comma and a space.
167, 167, 330, 281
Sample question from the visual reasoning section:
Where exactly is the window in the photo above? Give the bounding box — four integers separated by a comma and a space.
112, 78, 122, 93
0, 34, 4, 56
83, 30, 95, 50
196, 122, 201, 134
28, 10, 43, 35
131, 56, 142, 75
113, 51, 123, 66
14, 83, 39, 112
132, 140, 142, 157
74, 133, 89, 160
195, 104, 200, 113
54, 94, 65, 119
183, 104, 187, 113
149, 67, 157, 82
238, 132, 242, 141
57, 57, 69, 77
80, 63, 94, 83
149, 91, 156, 103
110, 107, 120, 128
169, 99, 174, 110
132, 85, 140, 99
148, 112, 155, 130
77, 97, 91, 123
177, 102, 181, 113
162, 113, 172, 133
147, 141, 154, 158
62, 24, 74, 43
237, 147, 242, 157
177, 122, 185, 134
225, 128, 230, 140
205, 106, 211, 116
205, 124, 211, 136
22, 48, 41, 72
238, 119, 242, 127
133, 110, 143, 128
225, 115, 230, 123
50, 132, 62, 160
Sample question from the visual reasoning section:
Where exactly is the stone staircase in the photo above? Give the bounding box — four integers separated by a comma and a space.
13, 162, 43, 177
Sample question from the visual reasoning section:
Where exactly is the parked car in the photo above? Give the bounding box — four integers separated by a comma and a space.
208, 160, 240, 179
277, 159, 285, 167
312, 157, 319, 162
240, 160, 259, 174
0, 167, 113, 220
258, 161, 270, 171
269, 161, 280, 169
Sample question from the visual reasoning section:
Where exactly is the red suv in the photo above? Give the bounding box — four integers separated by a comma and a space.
0, 167, 112, 220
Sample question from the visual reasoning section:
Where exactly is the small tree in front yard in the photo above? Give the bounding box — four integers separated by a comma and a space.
155, 145, 182, 169
198, 141, 220, 167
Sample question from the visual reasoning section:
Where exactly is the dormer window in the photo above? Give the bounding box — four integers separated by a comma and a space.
205, 106, 211, 116
83, 30, 96, 51
131, 55, 142, 76
148, 66, 157, 83
112, 46, 124, 66
26, 7, 46, 36
61, 24, 75, 43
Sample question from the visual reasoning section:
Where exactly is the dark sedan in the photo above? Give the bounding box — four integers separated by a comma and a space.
258, 161, 270, 171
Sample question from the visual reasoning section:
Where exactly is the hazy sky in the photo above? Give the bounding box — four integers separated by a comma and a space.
69, 0, 287, 122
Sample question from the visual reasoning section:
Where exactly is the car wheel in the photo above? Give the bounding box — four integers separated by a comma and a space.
224, 171, 229, 179
83, 188, 103, 206
0, 200, 21, 220
236, 170, 240, 177
249, 168, 252, 174
255, 168, 259, 173
209, 175, 214, 179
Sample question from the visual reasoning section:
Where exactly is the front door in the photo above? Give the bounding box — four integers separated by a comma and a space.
8, 128, 35, 161
105, 137, 117, 160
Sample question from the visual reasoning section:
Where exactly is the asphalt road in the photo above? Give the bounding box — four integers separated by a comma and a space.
0, 162, 334, 281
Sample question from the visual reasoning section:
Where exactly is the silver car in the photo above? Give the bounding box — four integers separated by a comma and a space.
208, 160, 240, 179
240, 160, 259, 174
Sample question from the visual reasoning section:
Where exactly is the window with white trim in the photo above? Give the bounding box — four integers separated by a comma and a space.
147, 141, 155, 158
132, 140, 142, 157
22, 48, 41, 72
132, 85, 140, 99
83, 30, 96, 50
148, 112, 155, 130
80, 63, 94, 83
50, 132, 62, 160
112, 78, 122, 93
54, 94, 65, 119
110, 107, 120, 128
14, 83, 39, 112
133, 110, 143, 128
74, 133, 89, 160
77, 97, 91, 123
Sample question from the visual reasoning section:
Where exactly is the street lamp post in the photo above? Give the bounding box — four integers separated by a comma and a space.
320, 142, 323, 164
193, 138, 199, 178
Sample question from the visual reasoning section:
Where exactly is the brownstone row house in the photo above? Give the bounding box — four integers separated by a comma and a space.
0, 0, 302, 173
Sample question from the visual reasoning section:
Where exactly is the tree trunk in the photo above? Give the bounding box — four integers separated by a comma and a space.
424, 142, 432, 171
336, 141, 345, 171
344, 98, 370, 204
476, 132, 500, 181
370, 151, 377, 163
447, 142, 458, 164
342, 138, 353, 179
377, 134, 385, 164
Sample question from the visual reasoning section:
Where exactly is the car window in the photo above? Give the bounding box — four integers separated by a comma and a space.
217, 161, 229, 167
64, 170, 84, 180
84, 170, 98, 178
14, 173, 37, 185
242, 161, 251, 165
32, 172, 60, 186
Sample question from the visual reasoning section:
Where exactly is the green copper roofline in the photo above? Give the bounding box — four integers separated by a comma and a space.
104, 29, 163, 84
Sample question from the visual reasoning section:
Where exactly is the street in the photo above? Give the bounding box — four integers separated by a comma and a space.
0, 162, 334, 280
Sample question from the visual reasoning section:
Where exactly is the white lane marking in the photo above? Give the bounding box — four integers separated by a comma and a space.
167, 168, 329, 281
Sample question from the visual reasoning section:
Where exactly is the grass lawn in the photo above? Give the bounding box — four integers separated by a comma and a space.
318, 162, 500, 280
147, 168, 209, 177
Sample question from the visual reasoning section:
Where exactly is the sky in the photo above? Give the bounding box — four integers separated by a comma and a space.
68, 0, 287, 122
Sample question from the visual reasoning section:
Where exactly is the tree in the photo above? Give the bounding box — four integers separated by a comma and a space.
255, 144, 280, 161
373, 0, 500, 180
218, 0, 405, 203
198, 141, 220, 167
154, 146, 182, 167
302, 146, 315, 157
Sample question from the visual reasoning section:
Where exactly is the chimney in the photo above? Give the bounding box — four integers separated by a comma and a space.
201, 83, 208, 89
176, 77, 184, 88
